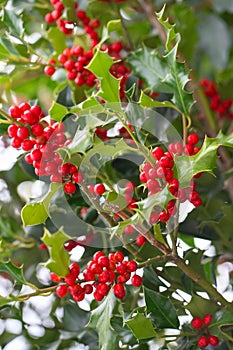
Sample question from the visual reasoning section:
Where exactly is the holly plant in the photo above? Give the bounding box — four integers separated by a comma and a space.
0, 0, 233, 349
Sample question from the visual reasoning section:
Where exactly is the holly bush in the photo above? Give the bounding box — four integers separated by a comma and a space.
0, 0, 233, 349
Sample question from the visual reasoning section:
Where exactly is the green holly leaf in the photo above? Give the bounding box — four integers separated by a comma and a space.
144, 287, 179, 329
156, 5, 177, 51
88, 290, 121, 350
186, 294, 218, 318
86, 49, 121, 105
164, 42, 193, 116
0, 260, 26, 285
209, 310, 233, 341
175, 131, 233, 187
128, 46, 170, 93
41, 228, 70, 277
139, 90, 182, 113
49, 101, 68, 122
21, 183, 61, 226
125, 312, 157, 339
101, 19, 122, 45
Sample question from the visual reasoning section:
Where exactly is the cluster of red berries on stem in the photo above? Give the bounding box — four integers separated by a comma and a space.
53, 251, 142, 302
44, 2, 130, 98
191, 314, 219, 348
7, 103, 86, 196
201, 78, 233, 119
139, 133, 202, 226
7, 103, 64, 175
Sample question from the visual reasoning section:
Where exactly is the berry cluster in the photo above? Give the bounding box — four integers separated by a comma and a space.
201, 78, 233, 119
139, 133, 202, 225
44, 3, 130, 98
44, 5, 100, 84
52, 251, 142, 302
7, 103, 68, 177
191, 315, 219, 348
7, 103, 87, 196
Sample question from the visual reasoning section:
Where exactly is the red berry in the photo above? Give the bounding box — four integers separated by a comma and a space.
8, 124, 19, 137
208, 335, 219, 346
21, 139, 34, 151
116, 263, 127, 275
114, 251, 124, 263
56, 285, 69, 298
50, 272, 62, 283
113, 283, 126, 299
93, 251, 105, 262
96, 283, 110, 296
191, 317, 203, 329
64, 240, 78, 252
65, 272, 77, 286
140, 171, 147, 182
131, 274, 142, 287
32, 123, 44, 136
9, 106, 21, 119
98, 256, 109, 268
83, 269, 95, 281
83, 284, 93, 294
159, 210, 170, 222
187, 133, 199, 145
124, 225, 134, 235
64, 182, 76, 194
127, 260, 138, 272
136, 234, 146, 246
197, 336, 209, 348
89, 262, 102, 275
111, 41, 123, 53
70, 284, 85, 302
98, 271, 110, 283
76, 10, 86, 20
69, 262, 80, 276
72, 171, 84, 183
203, 314, 212, 326
152, 146, 164, 160
94, 290, 104, 301
159, 156, 171, 168
44, 65, 56, 76
94, 183, 105, 195
89, 18, 100, 28
31, 149, 42, 161
25, 154, 33, 164
45, 12, 55, 23
19, 102, 30, 113
31, 105, 43, 118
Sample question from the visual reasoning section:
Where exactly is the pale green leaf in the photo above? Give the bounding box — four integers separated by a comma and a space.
49, 101, 68, 122
86, 49, 121, 105
41, 228, 70, 277
21, 183, 61, 226
126, 313, 157, 339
